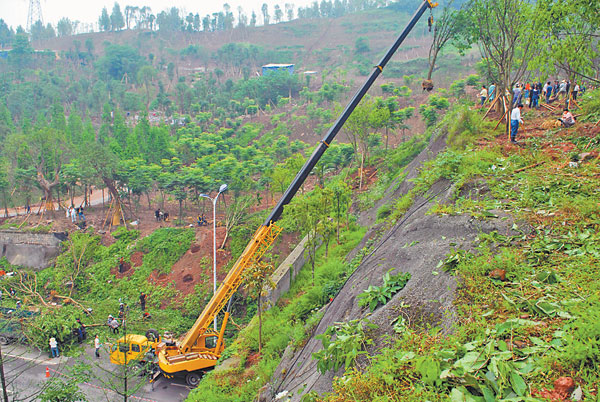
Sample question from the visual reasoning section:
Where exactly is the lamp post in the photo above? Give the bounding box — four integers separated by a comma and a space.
199, 183, 228, 331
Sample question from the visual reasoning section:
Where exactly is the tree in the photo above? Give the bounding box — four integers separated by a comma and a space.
99, 7, 111, 31
354, 36, 370, 54
344, 97, 377, 189
283, 186, 333, 283
274, 5, 284, 23
470, 0, 540, 123
242, 260, 275, 354
39, 377, 88, 402
136, 65, 156, 109
9, 33, 33, 74
531, 0, 600, 85
124, 5, 136, 30
57, 17, 74, 37
426, 2, 468, 81
261, 3, 270, 25
328, 178, 351, 243
18, 110, 68, 215
285, 3, 295, 21
95, 44, 147, 82
30, 20, 46, 41
0, 19, 14, 48
110, 2, 125, 31
84, 38, 94, 55
0, 158, 10, 218
220, 195, 253, 249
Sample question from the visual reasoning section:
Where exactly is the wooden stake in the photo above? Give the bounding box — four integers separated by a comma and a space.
495, 105, 510, 131
483, 96, 499, 119
102, 199, 114, 230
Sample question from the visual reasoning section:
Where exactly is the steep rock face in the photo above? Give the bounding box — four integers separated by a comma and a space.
264, 133, 519, 401
0, 231, 67, 270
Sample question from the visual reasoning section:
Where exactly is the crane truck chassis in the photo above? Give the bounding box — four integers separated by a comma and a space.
109, 0, 438, 387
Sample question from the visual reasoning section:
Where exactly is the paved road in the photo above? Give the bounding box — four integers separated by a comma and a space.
1, 343, 191, 401
2, 186, 107, 218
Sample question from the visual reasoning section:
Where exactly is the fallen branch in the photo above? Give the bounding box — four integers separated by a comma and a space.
514, 161, 545, 173
227, 315, 243, 331
52, 295, 91, 314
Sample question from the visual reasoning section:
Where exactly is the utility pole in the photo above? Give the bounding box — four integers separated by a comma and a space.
27, 0, 44, 32
0, 344, 9, 402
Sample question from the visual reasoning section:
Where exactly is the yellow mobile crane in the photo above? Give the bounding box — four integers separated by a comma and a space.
111, 0, 438, 387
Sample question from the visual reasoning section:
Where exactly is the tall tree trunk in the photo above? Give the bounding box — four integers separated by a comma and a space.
257, 296, 262, 354
427, 50, 438, 81
178, 199, 183, 224
337, 196, 340, 244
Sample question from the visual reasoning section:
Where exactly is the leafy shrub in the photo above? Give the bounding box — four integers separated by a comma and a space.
465, 74, 480, 86
449, 79, 466, 98
358, 269, 411, 311
376, 203, 392, 221
313, 320, 376, 373
419, 94, 450, 127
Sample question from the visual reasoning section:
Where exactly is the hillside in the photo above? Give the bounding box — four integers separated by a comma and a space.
1, 0, 598, 401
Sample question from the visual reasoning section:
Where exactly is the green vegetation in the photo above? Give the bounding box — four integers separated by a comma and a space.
317, 92, 600, 401
188, 225, 367, 402
357, 270, 411, 312
313, 320, 376, 374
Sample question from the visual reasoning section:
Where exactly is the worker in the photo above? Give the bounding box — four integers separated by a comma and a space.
49, 337, 59, 358
530, 84, 540, 109
558, 108, 576, 128
510, 104, 524, 144
139, 292, 147, 311
94, 335, 101, 358
479, 85, 487, 106
488, 83, 496, 102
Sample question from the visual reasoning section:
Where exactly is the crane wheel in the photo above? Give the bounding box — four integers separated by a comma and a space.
145, 329, 160, 341
185, 372, 202, 387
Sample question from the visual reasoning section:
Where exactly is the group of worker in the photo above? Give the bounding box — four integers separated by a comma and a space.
66, 205, 87, 229
479, 80, 587, 110
477, 79, 583, 144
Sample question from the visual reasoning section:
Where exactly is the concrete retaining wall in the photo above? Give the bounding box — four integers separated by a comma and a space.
0, 231, 67, 270
264, 235, 309, 307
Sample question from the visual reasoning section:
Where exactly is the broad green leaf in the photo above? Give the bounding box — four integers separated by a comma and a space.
510, 371, 527, 396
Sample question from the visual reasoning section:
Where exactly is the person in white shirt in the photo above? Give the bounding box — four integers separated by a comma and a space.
49, 337, 59, 358
95, 335, 101, 358
479, 85, 487, 106
510, 104, 524, 143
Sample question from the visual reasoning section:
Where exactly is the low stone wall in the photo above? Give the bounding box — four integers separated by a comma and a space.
264, 235, 315, 308
0, 231, 67, 270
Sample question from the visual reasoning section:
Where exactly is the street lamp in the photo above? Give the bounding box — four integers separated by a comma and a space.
199, 183, 228, 331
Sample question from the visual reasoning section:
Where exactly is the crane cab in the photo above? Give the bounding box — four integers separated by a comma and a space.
109, 334, 157, 365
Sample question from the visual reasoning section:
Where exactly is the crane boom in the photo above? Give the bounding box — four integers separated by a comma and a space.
159, 0, 438, 377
